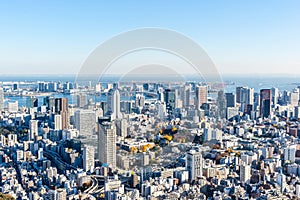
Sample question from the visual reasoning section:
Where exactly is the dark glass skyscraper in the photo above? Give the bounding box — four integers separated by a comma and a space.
260, 89, 272, 118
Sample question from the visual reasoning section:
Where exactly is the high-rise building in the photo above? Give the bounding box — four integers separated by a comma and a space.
195, 85, 208, 110
54, 114, 62, 130
225, 93, 236, 107
181, 85, 191, 108
115, 119, 128, 137
95, 82, 101, 93
290, 91, 299, 106
284, 145, 296, 163
186, 149, 202, 181
8, 101, 18, 113
236, 86, 254, 112
0, 88, 4, 111
55, 98, 69, 129
98, 121, 116, 167
83, 145, 95, 172
260, 89, 272, 118
164, 89, 177, 115
271, 87, 279, 106
217, 90, 227, 119
240, 164, 251, 184
29, 120, 38, 141
77, 93, 87, 108
74, 109, 96, 136
26, 96, 38, 108
111, 89, 122, 120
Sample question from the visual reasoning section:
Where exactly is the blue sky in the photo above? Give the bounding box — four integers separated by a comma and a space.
0, 1, 299, 75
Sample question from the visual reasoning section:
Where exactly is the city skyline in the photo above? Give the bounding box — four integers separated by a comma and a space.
0, 1, 300, 75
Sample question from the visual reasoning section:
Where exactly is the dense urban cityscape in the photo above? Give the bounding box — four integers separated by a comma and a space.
0, 79, 300, 199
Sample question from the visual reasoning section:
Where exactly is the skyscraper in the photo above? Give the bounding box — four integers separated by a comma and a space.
186, 149, 202, 181
74, 109, 96, 136
55, 98, 69, 129
260, 89, 272, 118
29, 120, 38, 141
54, 115, 62, 130
225, 93, 236, 107
164, 89, 177, 115
181, 85, 191, 108
195, 85, 208, 110
77, 93, 87, 108
111, 89, 122, 120
83, 145, 95, 172
0, 88, 4, 111
217, 90, 227, 119
236, 86, 254, 112
240, 164, 251, 184
98, 121, 116, 167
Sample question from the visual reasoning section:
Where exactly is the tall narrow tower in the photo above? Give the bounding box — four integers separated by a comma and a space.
111, 89, 122, 120
98, 121, 116, 167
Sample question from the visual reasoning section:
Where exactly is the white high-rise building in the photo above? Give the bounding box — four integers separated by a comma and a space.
240, 164, 251, 184
0, 88, 4, 111
95, 82, 101, 93
54, 114, 62, 130
181, 85, 191, 108
111, 89, 122, 120
83, 145, 95, 172
8, 101, 18, 113
186, 149, 202, 181
74, 109, 96, 136
284, 145, 296, 163
98, 121, 116, 167
77, 93, 87, 108
29, 120, 38, 141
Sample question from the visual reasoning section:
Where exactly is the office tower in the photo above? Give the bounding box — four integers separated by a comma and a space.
164, 89, 177, 115
227, 107, 239, 120
271, 87, 279, 106
236, 86, 254, 112
290, 90, 299, 106
38, 82, 46, 92
186, 149, 202, 181
54, 114, 62, 130
55, 98, 69, 129
181, 85, 191, 108
83, 145, 95, 172
95, 82, 101, 93
217, 90, 227, 119
74, 109, 96, 135
13, 83, 19, 91
29, 120, 38, 141
8, 101, 18, 113
254, 92, 260, 110
260, 89, 272, 118
106, 89, 114, 114
111, 89, 122, 120
98, 121, 116, 167
284, 145, 296, 163
48, 82, 57, 92
195, 85, 208, 110
0, 88, 4, 111
135, 94, 145, 108
115, 119, 128, 137
77, 93, 87, 108
26, 96, 38, 108
225, 93, 236, 107
240, 164, 251, 184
